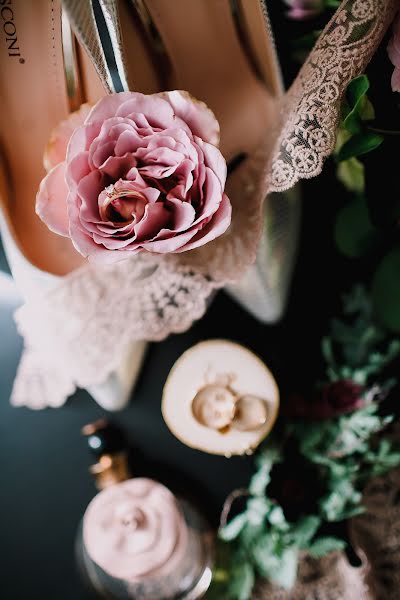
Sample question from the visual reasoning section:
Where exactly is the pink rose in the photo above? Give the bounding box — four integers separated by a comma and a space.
284, 0, 323, 21
37, 91, 231, 264
388, 13, 400, 92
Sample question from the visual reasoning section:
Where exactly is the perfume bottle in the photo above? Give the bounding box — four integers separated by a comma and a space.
76, 420, 214, 600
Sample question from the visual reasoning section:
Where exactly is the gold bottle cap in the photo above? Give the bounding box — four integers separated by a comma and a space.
82, 419, 131, 490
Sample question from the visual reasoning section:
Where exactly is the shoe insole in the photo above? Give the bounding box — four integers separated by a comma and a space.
143, 0, 277, 162
0, 0, 85, 275
0, 0, 162, 276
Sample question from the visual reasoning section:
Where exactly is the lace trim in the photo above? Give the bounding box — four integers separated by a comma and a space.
269, 0, 398, 193
12, 257, 213, 407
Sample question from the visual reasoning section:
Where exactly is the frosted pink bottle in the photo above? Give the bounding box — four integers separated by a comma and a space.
76, 421, 213, 600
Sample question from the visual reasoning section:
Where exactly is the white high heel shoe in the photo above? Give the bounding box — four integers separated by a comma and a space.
0, 0, 149, 410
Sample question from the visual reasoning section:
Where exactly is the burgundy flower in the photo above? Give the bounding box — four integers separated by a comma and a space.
286, 380, 365, 421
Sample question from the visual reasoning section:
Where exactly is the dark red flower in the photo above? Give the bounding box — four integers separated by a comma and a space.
285, 380, 365, 421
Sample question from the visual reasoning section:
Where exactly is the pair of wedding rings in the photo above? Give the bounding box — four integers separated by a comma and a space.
192, 384, 269, 433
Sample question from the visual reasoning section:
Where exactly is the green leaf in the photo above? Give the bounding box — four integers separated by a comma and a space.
321, 337, 338, 374
228, 562, 255, 600
219, 513, 247, 541
241, 522, 266, 547
249, 466, 270, 497
320, 481, 362, 521
250, 445, 281, 496
373, 248, 400, 332
256, 445, 282, 471
308, 536, 346, 558
270, 547, 299, 589
359, 96, 375, 121
247, 497, 270, 526
251, 535, 280, 578
336, 157, 365, 193
342, 285, 371, 315
334, 196, 379, 258
337, 132, 383, 162
334, 128, 352, 155
268, 505, 287, 528
290, 515, 321, 548
343, 75, 370, 134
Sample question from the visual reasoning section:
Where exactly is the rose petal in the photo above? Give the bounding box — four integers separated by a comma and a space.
143, 228, 198, 253
136, 146, 186, 179
85, 92, 134, 124
100, 153, 137, 179
36, 162, 70, 237
134, 202, 171, 241
44, 103, 92, 171
66, 151, 91, 192
114, 129, 144, 156
68, 197, 116, 262
195, 138, 227, 189
166, 159, 194, 197
87, 117, 130, 167
92, 231, 138, 250
175, 193, 232, 252
162, 90, 220, 146
392, 67, 400, 92
388, 37, 400, 68
90, 143, 115, 173
75, 171, 105, 223
116, 94, 175, 129
67, 121, 103, 162
190, 168, 224, 226
162, 198, 196, 233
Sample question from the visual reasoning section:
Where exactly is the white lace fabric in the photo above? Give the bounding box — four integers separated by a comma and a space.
269, 0, 397, 192
11, 256, 213, 408
11, 0, 398, 408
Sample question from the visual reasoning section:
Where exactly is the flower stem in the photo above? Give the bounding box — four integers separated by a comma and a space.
367, 126, 400, 136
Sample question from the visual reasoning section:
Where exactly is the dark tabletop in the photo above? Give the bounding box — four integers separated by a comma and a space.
2, 7, 398, 599
0, 172, 344, 600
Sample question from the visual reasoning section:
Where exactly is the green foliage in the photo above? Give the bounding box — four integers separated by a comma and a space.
211, 286, 400, 600
294, 403, 395, 521
228, 563, 255, 600
321, 285, 400, 383
336, 132, 383, 162
341, 75, 373, 134
249, 446, 281, 496
336, 157, 365, 194
333, 76, 383, 261
372, 248, 400, 333
334, 196, 378, 258
308, 536, 346, 558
